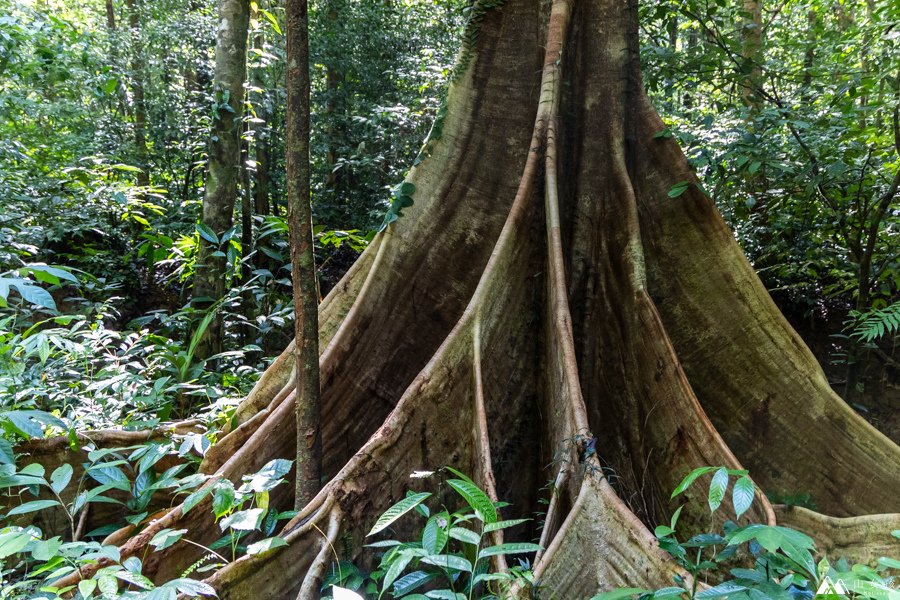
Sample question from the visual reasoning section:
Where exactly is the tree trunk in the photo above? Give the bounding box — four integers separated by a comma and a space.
126, 0, 151, 187
285, 0, 322, 510
46, 0, 900, 597
739, 0, 763, 111
193, 0, 250, 358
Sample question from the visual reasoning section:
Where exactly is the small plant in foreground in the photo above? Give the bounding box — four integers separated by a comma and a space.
327, 468, 540, 599
593, 467, 900, 600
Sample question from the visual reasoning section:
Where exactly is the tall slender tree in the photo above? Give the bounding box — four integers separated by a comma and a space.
126, 0, 150, 187
285, 0, 321, 509
194, 0, 250, 357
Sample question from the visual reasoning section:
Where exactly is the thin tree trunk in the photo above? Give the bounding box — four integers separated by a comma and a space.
739, 0, 763, 111
285, 0, 321, 510
126, 0, 150, 186
194, 0, 250, 358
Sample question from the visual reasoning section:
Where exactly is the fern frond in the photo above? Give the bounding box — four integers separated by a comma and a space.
849, 301, 900, 342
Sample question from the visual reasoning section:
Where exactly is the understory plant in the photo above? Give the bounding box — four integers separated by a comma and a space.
326, 468, 539, 599
594, 468, 900, 600
0, 446, 297, 598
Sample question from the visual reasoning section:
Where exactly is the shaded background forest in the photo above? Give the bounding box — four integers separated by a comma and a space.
0, 0, 897, 438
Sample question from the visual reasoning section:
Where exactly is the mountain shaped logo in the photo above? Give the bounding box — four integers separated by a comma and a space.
815, 576, 850, 597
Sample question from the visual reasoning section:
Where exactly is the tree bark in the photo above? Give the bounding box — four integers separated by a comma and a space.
126, 0, 150, 187
45, 0, 900, 597
193, 0, 250, 358
285, 0, 321, 509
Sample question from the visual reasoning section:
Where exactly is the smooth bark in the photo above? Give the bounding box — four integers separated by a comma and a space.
285, 0, 321, 509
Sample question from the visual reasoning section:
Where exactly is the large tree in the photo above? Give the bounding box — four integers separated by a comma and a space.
194, 0, 251, 357
42, 0, 900, 597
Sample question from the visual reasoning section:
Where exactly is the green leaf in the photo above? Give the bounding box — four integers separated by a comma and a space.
877, 557, 900, 569
446, 479, 497, 523
732, 475, 755, 518
0, 530, 31, 559
652, 587, 687, 599
399, 182, 416, 196
448, 526, 481, 545
50, 463, 73, 494
7, 499, 61, 515
590, 588, 652, 600
169, 578, 216, 596
78, 579, 97, 598
11, 281, 56, 310
98, 574, 118, 597
0, 438, 13, 464
393, 571, 436, 596
212, 480, 236, 518
707, 467, 729, 512
196, 223, 219, 244
382, 550, 415, 593
667, 181, 690, 198
247, 458, 292, 492
246, 537, 287, 555
671, 467, 717, 498
478, 542, 541, 559
695, 582, 748, 598
219, 508, 264, 531
483, 518, 529, 533
149, 528, 187, 551
367, 492, 431, 536
422, 512, 449, 554
420, 553, 472, 572
182, 485, 213, 516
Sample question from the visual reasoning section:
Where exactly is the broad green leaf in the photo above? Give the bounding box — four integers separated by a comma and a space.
219, 508, 264, 531
382, 550, 415, 593
0, 438, 13, 464
246, 458, 292, 492
169, 578, 216, 596
78, 579, 98, 598
50, 463, 73, 494
652, 587, 688, 599
247, 537, 287, 555
212, 480, 236, 518
732, 475, 755, 518
422, 512, 449, 554
671, 467, 717, 498
448, 526, 480, 545
695, 582, 748, 598
707, 467, 729, 512
196, 223, 219, 244
149, 528, 187, 551
446, 479, 496, 523
393, 571, 436, 596
7, 499, 61, 515
98, 574, 119, 597
420, 553, 472, 572
0, 530, 31, 559
877, 557, 900, 569
478, 542, 541, 559
114, 568, 154, 589
367, 492, 431, 536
